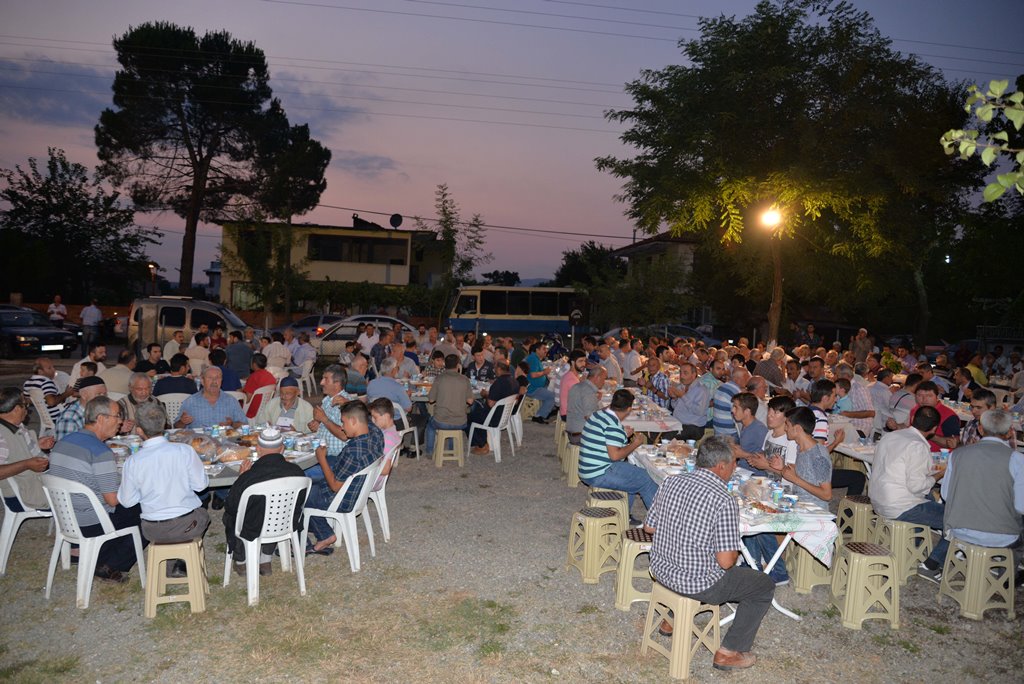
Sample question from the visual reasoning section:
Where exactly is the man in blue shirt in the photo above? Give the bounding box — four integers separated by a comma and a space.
668, 362, 709, 441
176, 366, 247, 429
367, 358, 413, 414
525, 342, 556, 424
209, 348, 242, 391
578, 389, 658, 524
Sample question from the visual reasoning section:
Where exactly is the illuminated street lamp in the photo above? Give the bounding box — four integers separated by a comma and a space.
760, 207, 783, 344
147, 262, 158, 295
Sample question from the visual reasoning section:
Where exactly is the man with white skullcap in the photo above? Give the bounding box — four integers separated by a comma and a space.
222, 427, 306, 576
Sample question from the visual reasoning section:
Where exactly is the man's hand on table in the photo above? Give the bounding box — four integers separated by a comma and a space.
38, 436, 55, 451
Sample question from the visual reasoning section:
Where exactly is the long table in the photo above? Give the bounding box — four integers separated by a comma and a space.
631, 448, 838, 623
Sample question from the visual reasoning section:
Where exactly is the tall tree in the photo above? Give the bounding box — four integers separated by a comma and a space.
0, 148, 158, 302
596, 0, 971, 342
414, 184, 492, 323
95, 22, 274, 293
552, 241, 626, 288
254, 100, 332, 316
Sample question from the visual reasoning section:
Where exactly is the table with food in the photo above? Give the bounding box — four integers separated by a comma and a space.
599, 388, 682, 435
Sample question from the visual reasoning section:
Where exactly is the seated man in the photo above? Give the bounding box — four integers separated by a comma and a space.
667, 362, 708, 441
345, 355, 370, 396
645, 436, 775, 671
242, 353, 276, 420
366, 358, 413, 415
23, 356, 74, 426
465, 347, 496, 383
565, 366, 605, 447
579, 389, 658, 525
135, 343, 170, 377
305, 402, 384, 555
524, 342, 556, 423
48, 396, 145, 583
771, 407, 832, 510
0, 387, 53, 511
209, 348, 242, 392
425, 354, 474, 453
163, 330, 186, 362
225, 330, 254, 380
893, 380, 960, 452
153, 354, 199, 396
942, 409, 1024, 586
177, 366, 247, 429
99, 349, 137, 395
254, 377, 316, 432
290, 332, 317, 374
870, 406, 949, 583
117, 372, 168, 433
223, 427, 307, 576
54, 376, 107, 441
959, 388, 1017, 448
467, 361, 521, 454
729, 392, 769, 475
117, 401, 209, 577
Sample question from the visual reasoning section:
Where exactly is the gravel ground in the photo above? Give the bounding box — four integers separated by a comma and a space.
1, 355, 1021, 682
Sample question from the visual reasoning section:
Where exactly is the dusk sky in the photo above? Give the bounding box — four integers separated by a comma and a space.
1, 0, 1022, 283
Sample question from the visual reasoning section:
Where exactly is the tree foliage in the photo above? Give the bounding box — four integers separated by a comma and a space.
95, 21, 275, 293
552, 241, 626, 288
480, 270, 521, 286
0, 148, 159, 302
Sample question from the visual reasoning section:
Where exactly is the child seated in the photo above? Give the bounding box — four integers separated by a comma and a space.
72, 361, 98, 392
832, 377, 852, 414
368, 398, 402, 479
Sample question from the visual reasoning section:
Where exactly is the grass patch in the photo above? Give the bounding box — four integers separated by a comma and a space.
577, 604, 599, 615
0, 655, 79, 682
928, 624, 951, 635
417, 595, 516, 658
871, 634, 890, 647
898, 639, 920, 654
822, 605, 839, 618
460, 473, 469, 478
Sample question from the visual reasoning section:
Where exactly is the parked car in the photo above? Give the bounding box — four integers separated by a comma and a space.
312, 315, 418, 358
601, 324, 721, 348
0, 309, 79, 358
127, 296, 251, 355
271, 314, 346, 339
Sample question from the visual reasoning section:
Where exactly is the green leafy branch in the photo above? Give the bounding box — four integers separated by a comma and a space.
940, 79, 1024, 201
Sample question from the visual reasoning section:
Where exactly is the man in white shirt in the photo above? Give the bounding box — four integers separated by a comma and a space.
117, 401, 209, 577
79, 298, 103, 355
47, 294, 67, 327
163, 330, 186, 362
597, 343, 622, 384
870, 406, 949, 582
619, 339, 642, 387
356, 324, 379, 357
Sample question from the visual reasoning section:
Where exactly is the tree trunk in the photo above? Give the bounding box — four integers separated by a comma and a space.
178, 160, 210, 296
766, 237, 783, 345
911, 266, 930, 348
283, 215, 293, 318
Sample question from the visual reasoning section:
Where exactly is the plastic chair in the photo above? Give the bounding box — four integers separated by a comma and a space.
26, 388, 56, 433
243, 384, 276, 418
223, 476, 311, 606
394, 404, 421, 459
873, 518, 934, 585
144, 538, 208, 617
829, 541, 899, 630
302, 458, 386, 573
466, 395, 518, 463
938, 536, 1016, 620
640, 582, 721, 680
566, 507, 621, 584
226, 390, 247, 407
509, 395, 524, 447
283, 360, 317, 397
615, 527, 654, 611
0, 478, 54, 575
106, 391, 127, 403
367, 444, 402, 543
53, 370, 72, 393
433, 430, 465, 468
40, 474, 146, 609
156, 392, 192, 425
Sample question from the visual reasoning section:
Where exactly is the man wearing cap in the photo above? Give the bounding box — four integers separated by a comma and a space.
223, 427, 307, 576
255, 377, 316, 432
117, 401, 209, 578
54, 376, 108, 440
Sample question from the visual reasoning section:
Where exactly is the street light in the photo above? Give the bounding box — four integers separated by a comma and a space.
760, 207, 783, 345
147, 262, 158, 295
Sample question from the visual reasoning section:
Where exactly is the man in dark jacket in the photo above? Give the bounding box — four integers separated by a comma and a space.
223, 427, 306, 577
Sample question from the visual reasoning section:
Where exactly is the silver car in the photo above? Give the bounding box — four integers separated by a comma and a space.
312, 315, 418, 358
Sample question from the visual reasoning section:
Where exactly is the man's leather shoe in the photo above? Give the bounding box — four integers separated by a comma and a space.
471, 445, 490, 455
211, 496, 225, 511
531, 416, 547, 424
232, 561, 246, 577
259, 562, 272, 577
712, 648, 756, 670
94, 564, 128, 584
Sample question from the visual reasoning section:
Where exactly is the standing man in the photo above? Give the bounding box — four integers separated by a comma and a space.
99, 350, 137, 395
645, 436, 775, 671
70, 343, 107, 386
79, 298, 103, 356
117, 401, 209, 577
579, 389, 658, 524
425, 354, 474, 453
48, 396, 145, 583
47, 295, 67, 328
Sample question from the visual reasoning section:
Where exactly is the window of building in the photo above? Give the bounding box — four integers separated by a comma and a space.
308, 234, 407, 265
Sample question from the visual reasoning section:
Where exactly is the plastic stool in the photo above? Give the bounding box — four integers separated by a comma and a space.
640, 581, 720, 680
615, 528, 654, 611
553, 413, 564, 446
938, 537, 1016, 620
144, 538, 208, 618
587, 490, 629, 532
557, 429, 569, 475
873, 518, 934, 585
565, 443, 580, 488
836, 495, 876, 544
830, 542, 899, 630
785, 540, 833, 595
433, 430, 465, 468
566, 507, 621, 584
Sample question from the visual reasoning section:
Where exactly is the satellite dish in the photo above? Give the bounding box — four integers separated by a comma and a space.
390, 213, 403, 228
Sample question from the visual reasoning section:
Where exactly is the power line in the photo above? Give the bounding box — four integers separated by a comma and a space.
400, 0, 700, 32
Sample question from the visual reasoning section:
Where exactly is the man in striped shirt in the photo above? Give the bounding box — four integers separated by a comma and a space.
578, 389, 658, 524
712, 366, 749, 439
23, 356, 73, 424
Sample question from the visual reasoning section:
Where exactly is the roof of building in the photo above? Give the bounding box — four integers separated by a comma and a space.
609, 230, 701, 258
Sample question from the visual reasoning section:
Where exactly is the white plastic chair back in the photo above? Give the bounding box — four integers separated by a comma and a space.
509, 392, 525, 446
156, 392, 192, 424
189, 359, 207, 377
243, 384, 276, 417
226, 390, 247, 406
989, 387, 1010, 407
40, 474, 146, 608
296, 359, 316, 397
27, 388, 56, 432
224, 475, 311, 606
0, 477, 54, 575
467, 395, 518, 463
394, 404, 421, 459
303, 457, 385, 572
368, 444, 401, 543
53, 371, 72, 393
106, 391, 127, 403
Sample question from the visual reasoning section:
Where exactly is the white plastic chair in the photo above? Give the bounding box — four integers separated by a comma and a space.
226, 390, 247, 407
106, 391, 127, 403
302, 457, 386, 573
509, 394, 525, 447
222, 475, 311, 606
284, 360, 317, 397
155, 392, 192, 425
467, 395, 518, 463
367, 444, 402, 543
0, 478, 54, 575
189, 359, 208, 377
394, 404, 421, 459
243, 384, 276, 418
989, 387, 1011, 407
26, 388, 56, 433
53, 370, 72, 393
40, 474, 146, 609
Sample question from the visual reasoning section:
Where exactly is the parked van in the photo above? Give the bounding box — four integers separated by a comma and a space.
128, 296, 251, 355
